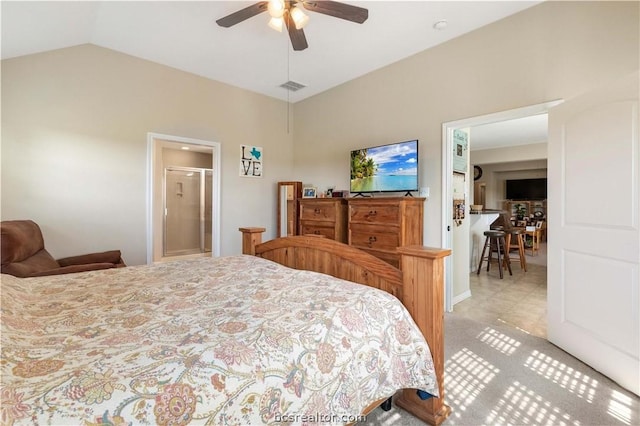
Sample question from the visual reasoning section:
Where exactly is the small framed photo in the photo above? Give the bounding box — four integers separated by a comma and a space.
536, 221, 544, 229
302, 187, 317, 198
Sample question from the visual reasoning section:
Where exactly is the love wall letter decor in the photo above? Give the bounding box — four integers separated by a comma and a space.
240, 145, 263, 178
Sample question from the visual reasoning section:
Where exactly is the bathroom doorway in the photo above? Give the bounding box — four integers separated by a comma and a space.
147, 133, 221, 264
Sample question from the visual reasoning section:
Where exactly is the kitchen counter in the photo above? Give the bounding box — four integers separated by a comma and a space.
470, 209, 504, 214
469, 210, 505, 271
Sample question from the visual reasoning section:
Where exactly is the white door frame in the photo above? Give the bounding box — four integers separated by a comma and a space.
441, 100, 563, 311
147, 132, 221, 264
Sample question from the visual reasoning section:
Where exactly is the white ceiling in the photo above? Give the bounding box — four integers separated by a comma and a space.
471, 113, 548, 151
1, 1, 548, 150
2, 0, 542, 104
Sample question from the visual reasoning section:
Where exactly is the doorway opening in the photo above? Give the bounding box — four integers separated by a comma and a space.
147, 133, 221, 264
441, 101, 562, 330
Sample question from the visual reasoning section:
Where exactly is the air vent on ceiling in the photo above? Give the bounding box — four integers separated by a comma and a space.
279, 80, 306, 92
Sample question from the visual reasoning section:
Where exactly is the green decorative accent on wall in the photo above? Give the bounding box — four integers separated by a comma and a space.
453, 129, 468, 173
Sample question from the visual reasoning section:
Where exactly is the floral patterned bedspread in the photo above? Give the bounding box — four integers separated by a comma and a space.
1, 255, 437, 425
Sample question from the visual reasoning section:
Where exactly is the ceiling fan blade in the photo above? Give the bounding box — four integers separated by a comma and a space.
216, 2, 268, 27
302, 1, 368, 24
284, 12, 308, 51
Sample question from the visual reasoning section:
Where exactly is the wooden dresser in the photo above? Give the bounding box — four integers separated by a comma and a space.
348, 197, 425, 268
298, 198, 348, 243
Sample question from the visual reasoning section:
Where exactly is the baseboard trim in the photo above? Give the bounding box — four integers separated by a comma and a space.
452, 290, 472, 305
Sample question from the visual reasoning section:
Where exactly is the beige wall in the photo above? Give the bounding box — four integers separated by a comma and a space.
162, 148, 212, 169
293, 1, 639, 254
1, 45, 295, 265
2, 2, 638, 271
471, 142, 549, 211
472, 142, 547, 166
473, 160, 548, 211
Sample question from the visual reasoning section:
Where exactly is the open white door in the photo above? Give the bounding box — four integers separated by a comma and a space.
547, 71, 639, 395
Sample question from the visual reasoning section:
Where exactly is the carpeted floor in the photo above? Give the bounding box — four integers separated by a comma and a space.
363, 313, 639, 425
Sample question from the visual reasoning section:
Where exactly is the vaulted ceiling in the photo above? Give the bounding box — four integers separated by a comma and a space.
2, 1, 541, 104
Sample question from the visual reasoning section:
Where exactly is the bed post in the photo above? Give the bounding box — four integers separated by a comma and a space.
239, 227, 266, 255
395, 245, 452, 426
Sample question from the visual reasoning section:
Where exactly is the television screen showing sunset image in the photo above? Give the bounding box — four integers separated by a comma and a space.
350, 140, 419, 193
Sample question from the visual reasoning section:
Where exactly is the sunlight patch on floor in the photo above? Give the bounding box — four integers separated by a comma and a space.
487, 381, 579, 425
477, 326, 522, 355
607, 390, 634, 425
445, 348, 500, 415
524, 350, 598, 403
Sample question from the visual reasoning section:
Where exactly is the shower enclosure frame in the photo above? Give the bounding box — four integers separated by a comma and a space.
163, 166, 212, 257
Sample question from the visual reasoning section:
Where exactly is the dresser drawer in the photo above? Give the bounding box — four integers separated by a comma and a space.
350, 224, 399, 251
349, 204, 400, 224
300, 202, 337, 222
300, 223, 335, 239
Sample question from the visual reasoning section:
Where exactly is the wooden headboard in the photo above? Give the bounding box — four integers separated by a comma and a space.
250, 233, 403, 299
240, 227, 452, 425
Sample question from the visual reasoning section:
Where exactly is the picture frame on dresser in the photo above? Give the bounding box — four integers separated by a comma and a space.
302, 187, 317, 198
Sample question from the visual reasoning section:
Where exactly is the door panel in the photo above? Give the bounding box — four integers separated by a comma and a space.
548, 71, 639, 395
564, 101, 638, 228
564, 252, 638, 355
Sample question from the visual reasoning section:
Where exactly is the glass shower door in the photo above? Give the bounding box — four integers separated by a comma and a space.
164, 167, 212, 257
204, 169, 213, 253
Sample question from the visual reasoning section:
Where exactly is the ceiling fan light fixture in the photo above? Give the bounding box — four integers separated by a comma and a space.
267, 0, 285, 18
216, 1, 369, 51
268, 16, 284, 32
290, 5, 309, 30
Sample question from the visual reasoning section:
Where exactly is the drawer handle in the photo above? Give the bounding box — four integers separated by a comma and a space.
314, 230, 321, 234
367, 210, 377, 217
368, 236, 377, 243
314, 208, 321, 214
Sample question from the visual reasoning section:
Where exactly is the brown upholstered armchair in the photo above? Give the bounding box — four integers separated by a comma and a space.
1, 220, 126, 278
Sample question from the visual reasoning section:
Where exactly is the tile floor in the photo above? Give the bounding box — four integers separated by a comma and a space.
453, 243, 548, 338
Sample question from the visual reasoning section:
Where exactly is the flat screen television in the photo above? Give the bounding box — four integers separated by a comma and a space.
505, 178, 547, 200
350, 139, 419, 195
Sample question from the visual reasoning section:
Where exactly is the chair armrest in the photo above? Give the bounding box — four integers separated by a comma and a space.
29, 263, 117, 277
57, 250, 124, 267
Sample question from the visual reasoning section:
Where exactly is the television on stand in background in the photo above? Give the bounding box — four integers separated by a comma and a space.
505, 178, 547, 200
350, 140, 419, 197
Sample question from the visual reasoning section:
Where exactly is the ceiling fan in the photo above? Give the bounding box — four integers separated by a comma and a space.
216, 1, 368, 51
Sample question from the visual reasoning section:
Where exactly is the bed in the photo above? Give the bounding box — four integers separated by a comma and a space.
240, 228, 451, 425
1, 230, 450, 425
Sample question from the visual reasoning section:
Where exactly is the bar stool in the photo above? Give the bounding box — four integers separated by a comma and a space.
524, 229, 541, 256
505, 228, 527, 272
477, 230, 512, 279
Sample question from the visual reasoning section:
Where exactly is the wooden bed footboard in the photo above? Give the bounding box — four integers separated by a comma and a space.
239, 227, 452, 425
